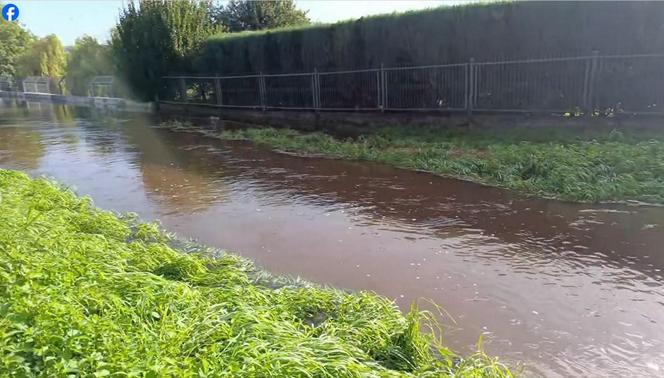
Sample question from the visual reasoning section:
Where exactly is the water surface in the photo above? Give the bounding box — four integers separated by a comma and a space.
1, 101, 663, 377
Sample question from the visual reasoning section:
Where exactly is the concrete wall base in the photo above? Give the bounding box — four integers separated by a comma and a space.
157, 102, 664, 136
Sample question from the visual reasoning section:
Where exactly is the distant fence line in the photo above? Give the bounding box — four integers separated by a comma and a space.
0, 76, 118, 98
161, 52, 664, 115
0, 76, 15, 92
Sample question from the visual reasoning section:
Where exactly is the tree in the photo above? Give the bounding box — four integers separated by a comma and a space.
0, 19, 35, 77
66, 36, 113, 96
214, 0, 310, 32
15, 34, 66, 79
111, 0, 220, 101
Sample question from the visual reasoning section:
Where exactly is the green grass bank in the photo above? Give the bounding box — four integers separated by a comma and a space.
0, 169, 512, 377
210, 125, 664, 204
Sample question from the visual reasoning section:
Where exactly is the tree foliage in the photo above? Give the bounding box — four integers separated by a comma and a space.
15, 34, 66, 79
66, 36, 113, 96
0, 19, 35, 77
110, 0, 220, 100
214, 0, 310, 32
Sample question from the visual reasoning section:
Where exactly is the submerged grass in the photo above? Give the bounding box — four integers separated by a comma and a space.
211, 124, 664, 204
0, 169, 512, 377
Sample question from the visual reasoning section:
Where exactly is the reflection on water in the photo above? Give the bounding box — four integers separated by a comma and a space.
0, 126, 44, 169
1, 102, 663, 377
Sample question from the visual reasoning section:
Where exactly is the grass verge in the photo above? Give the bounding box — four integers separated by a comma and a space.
0, 169, 512, 377
207, 124, 664, 204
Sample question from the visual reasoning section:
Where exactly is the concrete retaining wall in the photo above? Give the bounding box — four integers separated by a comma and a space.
157, 102, 664, 137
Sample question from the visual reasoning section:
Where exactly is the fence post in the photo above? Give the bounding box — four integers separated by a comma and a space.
467, 57, 475, 120
376, 63, 383, 110
214, 77, 223, 106
380, 63, 386, 112
584, 50, 600, 115
312, 68, 320, 111
316, 69, 321, 110
259, 72, 266, 111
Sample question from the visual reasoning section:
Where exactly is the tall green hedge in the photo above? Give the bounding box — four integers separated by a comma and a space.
194, 1, 664, 75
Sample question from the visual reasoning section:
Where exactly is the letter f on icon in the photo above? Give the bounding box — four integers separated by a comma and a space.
5, 6, 15, 21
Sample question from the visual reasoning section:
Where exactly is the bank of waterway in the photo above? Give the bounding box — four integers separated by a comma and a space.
206, 122, 664, 205
3, 169, 510, 376
1, 102, 663, 377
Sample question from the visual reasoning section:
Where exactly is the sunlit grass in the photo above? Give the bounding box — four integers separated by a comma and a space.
0, 169, 512, 377
211, 124, 664, 204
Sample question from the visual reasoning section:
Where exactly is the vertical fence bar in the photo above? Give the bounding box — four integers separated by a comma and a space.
381, 63, 388, 111
316, 69, 321, 110
467, 58, 475, 118
582, 57, 591, 114
464, 62, 470, 112
384, 65, 388, 110
474, 63, 479, 109
214, 77, 223, 106
311, 71, 316, 110
379, 63, 384, 111
376, 69, 381, 110
312, 68, 321, 111
586, 50, 600, 114
259, 72, 266, 110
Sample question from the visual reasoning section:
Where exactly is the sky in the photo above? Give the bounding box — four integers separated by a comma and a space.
10, 0, 464, 46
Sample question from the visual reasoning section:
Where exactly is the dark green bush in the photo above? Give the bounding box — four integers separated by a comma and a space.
194, 2, 664, 75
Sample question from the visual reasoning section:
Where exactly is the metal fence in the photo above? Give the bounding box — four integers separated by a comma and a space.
22, 77, 51, 94
161, 52, 664, 115
88, 76, 116, 97
0, 76, 15, 91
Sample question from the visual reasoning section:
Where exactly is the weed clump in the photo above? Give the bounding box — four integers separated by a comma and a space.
0, 169, 512, 377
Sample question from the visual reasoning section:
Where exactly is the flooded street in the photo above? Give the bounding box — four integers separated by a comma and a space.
1, 102, 663, 377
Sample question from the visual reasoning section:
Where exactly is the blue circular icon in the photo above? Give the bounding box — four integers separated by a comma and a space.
2, 4, 20, 22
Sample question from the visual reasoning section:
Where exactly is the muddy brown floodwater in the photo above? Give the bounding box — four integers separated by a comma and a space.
1, 101, 663, 377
